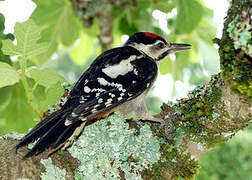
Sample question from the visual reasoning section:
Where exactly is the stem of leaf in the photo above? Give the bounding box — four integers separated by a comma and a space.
19, 56, 41, 117
32, 82, 38, 92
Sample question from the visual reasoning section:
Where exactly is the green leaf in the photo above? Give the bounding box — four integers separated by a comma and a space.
32, 84, 46, 109
1, 20, 48, 57
197, 39, 220, 74
0, 62, 20, 88
158, 52, 189, 81
0, 86, 13, 111
31, 0, 81, 63
39, 82, 64, 111
33, 82, 64, 111
172, 60, 185, 81
188, 63, 210, 85
3, 83, 36, 133
159, 57, 172, 75
82, 19, 100, 37
197, 20, 216, 44
0, 13, 4, 33
119, 17, 138, 35
138, 0, 152, 9
1, 39, 19, 56
175, 51, 190, 68
70, 32, 97, 65
27, 68, 66, 87
125, 9, 153, 31
176, 0, 203, 33
151, 0, 175, 13
0, 13, 13, 65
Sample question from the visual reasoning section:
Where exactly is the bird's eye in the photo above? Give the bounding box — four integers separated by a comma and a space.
157, 42, 165, 49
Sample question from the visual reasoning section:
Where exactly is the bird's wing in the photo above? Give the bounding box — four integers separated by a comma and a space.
16, 46, 158, 157
65, 46, 158, 125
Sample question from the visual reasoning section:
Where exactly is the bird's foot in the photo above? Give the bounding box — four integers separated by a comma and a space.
134, 114, 176, 139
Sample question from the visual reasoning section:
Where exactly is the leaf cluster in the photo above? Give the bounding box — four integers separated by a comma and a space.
0, 16, 66, 135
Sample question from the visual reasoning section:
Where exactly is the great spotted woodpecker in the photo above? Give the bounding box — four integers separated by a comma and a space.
16, 32, 191, 157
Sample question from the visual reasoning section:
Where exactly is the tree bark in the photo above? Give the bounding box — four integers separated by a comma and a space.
0, 0, 251, 179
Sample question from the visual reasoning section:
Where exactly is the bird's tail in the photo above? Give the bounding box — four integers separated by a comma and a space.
16, 108, 83, 158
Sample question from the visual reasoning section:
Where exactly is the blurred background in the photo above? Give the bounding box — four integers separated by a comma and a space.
0, 0, 251, 179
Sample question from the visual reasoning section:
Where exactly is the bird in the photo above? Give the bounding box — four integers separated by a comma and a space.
16, 32, 191, 157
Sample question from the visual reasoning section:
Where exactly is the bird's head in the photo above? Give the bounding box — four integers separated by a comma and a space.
125, 32, 191, 61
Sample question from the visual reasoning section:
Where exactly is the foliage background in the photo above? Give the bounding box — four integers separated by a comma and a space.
0, 0, 251, 179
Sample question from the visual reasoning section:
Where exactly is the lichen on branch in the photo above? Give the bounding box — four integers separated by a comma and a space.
215, 0, 252, 99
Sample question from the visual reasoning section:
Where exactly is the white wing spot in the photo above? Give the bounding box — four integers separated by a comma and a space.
120, 93, 125, 96
128, 96, 133, 100
94, 104, 100, 108
109, 93, 115, 98
84, 86, 91, 93
97, 77, 109, 86
98, 98, 103, 103
118, 97, 123, 101
65, 119, 72, 126
102, 56, 136, 79
92, 88, 105, 92
71, 112, 78, 117
80, 117, 87, 121
105, 103, 112, 107
105, 99, 112, 105
133, 68, 138, 75
119, 87, 126, 92
97, 78, 125, 94
91, 109, 97, 113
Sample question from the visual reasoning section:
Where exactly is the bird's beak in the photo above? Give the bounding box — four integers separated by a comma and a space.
169, 43, 192, 53
157, 43, 191, 61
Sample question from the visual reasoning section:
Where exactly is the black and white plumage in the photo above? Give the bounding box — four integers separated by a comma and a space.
16, 32, 191, 157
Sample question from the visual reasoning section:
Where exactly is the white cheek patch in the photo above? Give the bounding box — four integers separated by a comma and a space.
130, 40, 168, 60
131, 43, 153, 58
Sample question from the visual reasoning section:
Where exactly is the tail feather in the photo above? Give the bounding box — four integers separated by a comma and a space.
23, 118, 65, 157
16, 108, 81, 157
16, 109, 66, 149
50, 121, 82, 149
